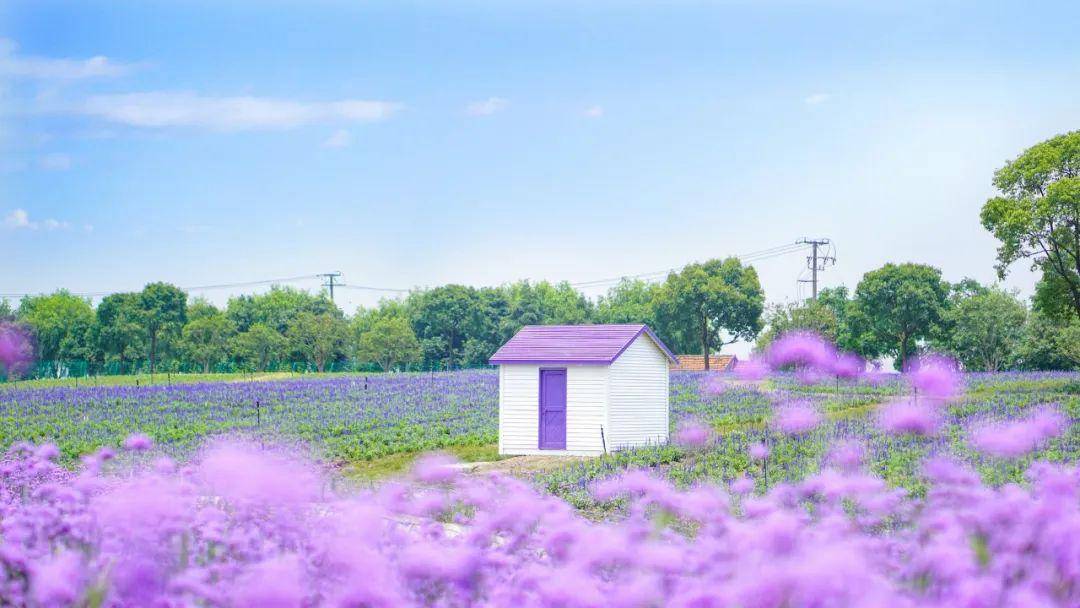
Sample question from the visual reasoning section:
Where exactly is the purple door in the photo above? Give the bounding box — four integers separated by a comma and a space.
539, 369, 567, 450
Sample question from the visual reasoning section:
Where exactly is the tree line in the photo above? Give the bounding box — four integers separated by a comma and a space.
0, 258, 766, 377
2, 130, 1078, 377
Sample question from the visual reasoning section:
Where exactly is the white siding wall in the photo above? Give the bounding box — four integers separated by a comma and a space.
607, 335, 670, 449
498, 364, 609, 456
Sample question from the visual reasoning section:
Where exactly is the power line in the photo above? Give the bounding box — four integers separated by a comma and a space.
568, 241, 811, 288
0, 274, 323, 299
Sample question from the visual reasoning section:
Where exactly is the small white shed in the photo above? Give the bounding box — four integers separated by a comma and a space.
489, 324, 677, 456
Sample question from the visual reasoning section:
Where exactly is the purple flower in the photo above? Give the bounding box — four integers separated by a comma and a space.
766, 331, 836, 371
733, 357, 769, 381
773, 401, 822, 436
674, 420, 711, 448
123, 433, 154, 451
905, 354, 962, 402
877, 399, 940, 436
970, 407, 1066, 459
749, 442, 771, 461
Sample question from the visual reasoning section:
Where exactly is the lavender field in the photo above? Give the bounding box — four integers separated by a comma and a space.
0, 371, 498, 463
5, 344, 1080, 606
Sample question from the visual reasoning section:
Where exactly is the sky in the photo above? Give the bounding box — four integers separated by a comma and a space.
2, 1, 1079, 355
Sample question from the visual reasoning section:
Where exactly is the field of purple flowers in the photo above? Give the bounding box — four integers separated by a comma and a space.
0, 371, 497, 463
4, 331, 1080, 605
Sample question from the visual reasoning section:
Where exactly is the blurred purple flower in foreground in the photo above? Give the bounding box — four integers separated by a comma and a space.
905, 354, 962, 402
970, 406, 1066, 459
123, 433, 154, 451
773, 401, 822, 436
767, 331, 836, 371
4, 436, 1080, 606
674, 420, 711, 448
733, 357, 768, 381
0, 321, 34, 377
877, 399, 941, 437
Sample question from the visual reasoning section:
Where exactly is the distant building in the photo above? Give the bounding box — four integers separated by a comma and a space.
489, 324, 676, 456
670, 354, 738, 372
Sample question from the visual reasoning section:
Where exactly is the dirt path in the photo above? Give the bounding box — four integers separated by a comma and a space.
454, 455, 595, 477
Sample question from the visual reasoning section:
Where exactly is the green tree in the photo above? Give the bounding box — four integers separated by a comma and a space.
655, 258, 764, 369
227, 286, 340, 334
355, 316, 421, 371
754, 300, 838, 352
980, 130, 1080, 319
851, 263, 950, 370
595, 279, 662, 326
96, 293, 144, 369
229, 323, 286, 372
1016, 313, 1080, 371
136, 283, 188, 374
943, 287, 1027, 371
17, 291, 96, 372
187, 298, 222, 322
181, 313, 236, 372
287, 312, 347, 372
410, 285, 480, 369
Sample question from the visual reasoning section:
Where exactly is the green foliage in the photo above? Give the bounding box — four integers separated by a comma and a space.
851, 263, 950, 370
96, 293, 144, 366
226, 286, 337, 334
17, 291, 95, 366
980, 130, 1080, 319
136, 283, 188, 373
655, 258, 764, 368
942, 286, 1027, 371
229, 323, 287, 371
355, 316, 421, 371
286, 312, 347, 373
180, 312, 236, 373
1016, 313, 1080, 371
594, 279, 662, 326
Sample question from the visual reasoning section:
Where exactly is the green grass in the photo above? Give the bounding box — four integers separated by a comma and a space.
342, 443, 502, 481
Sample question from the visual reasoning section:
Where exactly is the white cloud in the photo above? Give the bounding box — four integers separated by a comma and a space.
0, 38, 135, 80
466, 97, 508, 116
322, 129, 352, 148
803, 93, 832, 105
583, 105, 605, 118
38, 153, 72, 171
3, 208, 75, 231
3, 209, 31, 228
77, 92, 401, 131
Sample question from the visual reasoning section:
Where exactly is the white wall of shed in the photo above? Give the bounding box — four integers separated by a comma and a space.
607, 334, 671, 449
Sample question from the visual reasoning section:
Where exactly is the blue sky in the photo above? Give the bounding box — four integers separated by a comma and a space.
2, 1, 1079, 353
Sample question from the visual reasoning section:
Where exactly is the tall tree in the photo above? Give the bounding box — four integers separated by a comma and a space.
410, 285, 480, 369
655, 258, 765, 369
17, 291, 95, 372
96, 293, 144, 368
851, 263, 950, 370
287, 312, 346, 372
595, 279, 662, 327
181, 313, 236, 372
981, 130, 1080, 319
944, 287, 1027, 371
355, 316, 421, 371
229, 323, 286, 372
136, 283, 188, 374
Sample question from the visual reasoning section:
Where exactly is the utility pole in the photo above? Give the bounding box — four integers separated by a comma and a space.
796, 238, 835, 299
318, 272, 342, 302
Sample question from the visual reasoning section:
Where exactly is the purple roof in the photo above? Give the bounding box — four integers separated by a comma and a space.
488, 324, 677, 365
